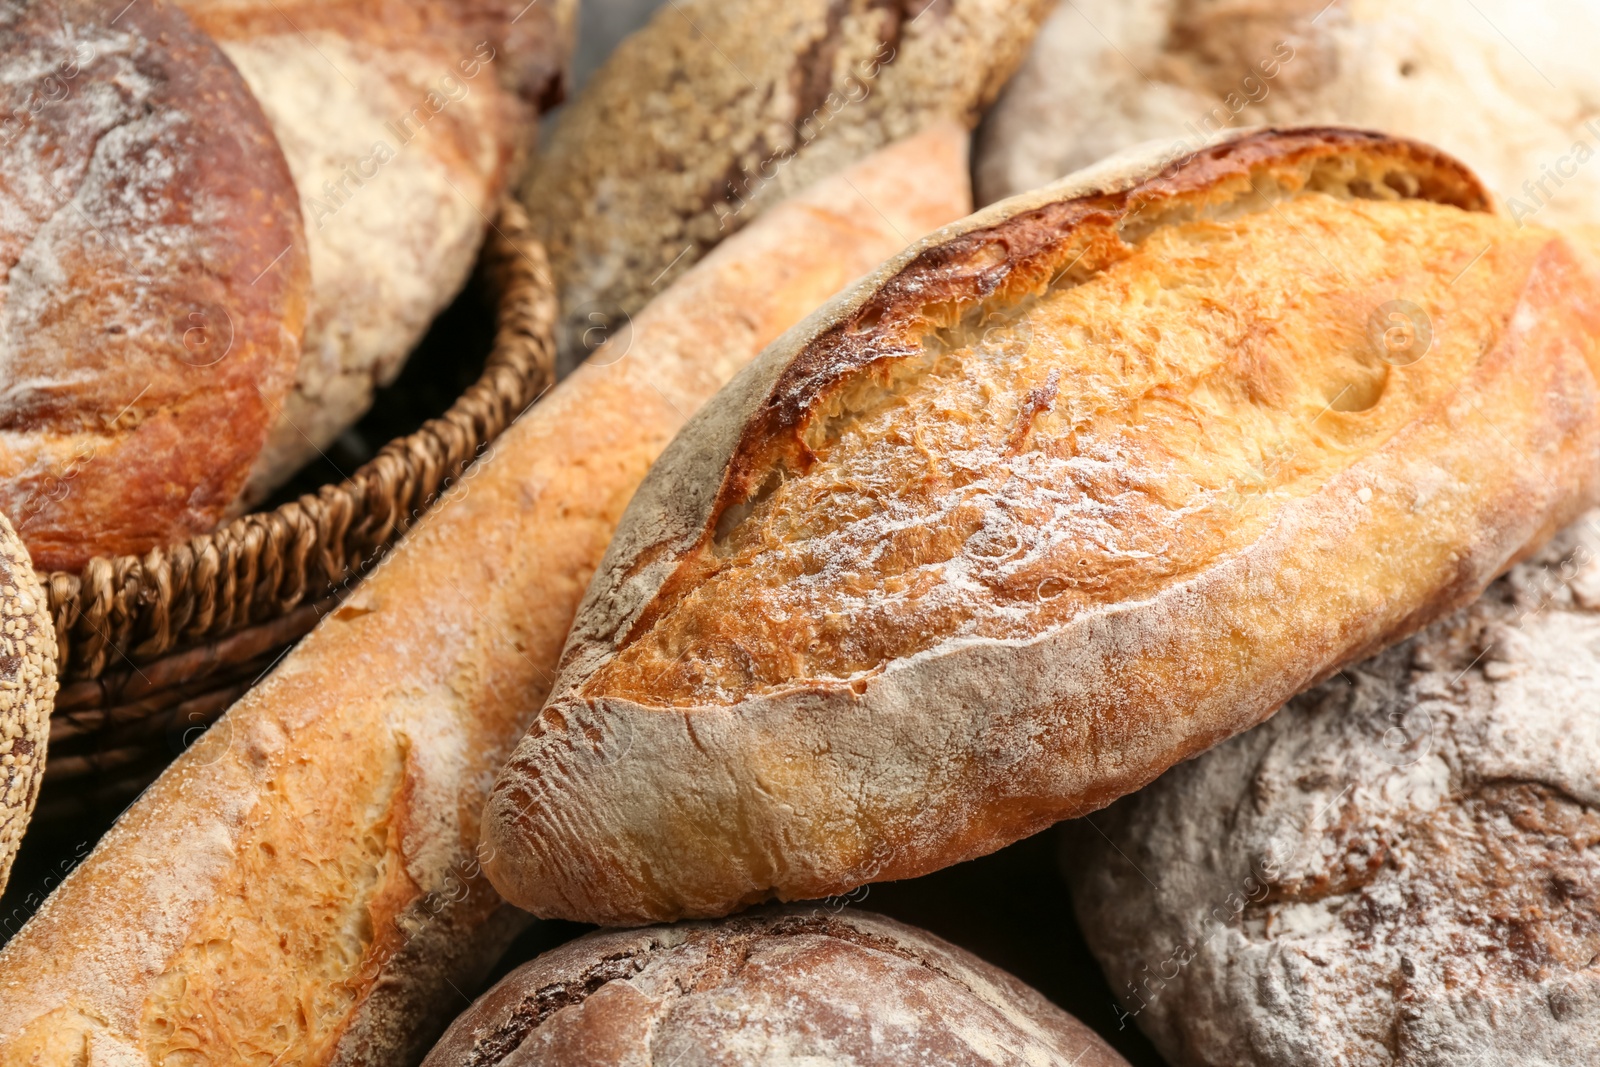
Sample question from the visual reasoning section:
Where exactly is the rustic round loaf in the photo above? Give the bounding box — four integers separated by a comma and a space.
0, 0, 309, 573
521, 0, 1052, 368
484, 127, 1600, 925
0, 509, 58, 896
1067, 510, 1600, 1066
976, 0, 1600, 229
421, 907, 1130, 1066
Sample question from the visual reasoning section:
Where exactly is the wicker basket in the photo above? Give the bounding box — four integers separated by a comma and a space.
37, 201, 557, 817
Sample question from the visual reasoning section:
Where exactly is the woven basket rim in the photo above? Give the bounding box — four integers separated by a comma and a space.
40, 200, 557, 691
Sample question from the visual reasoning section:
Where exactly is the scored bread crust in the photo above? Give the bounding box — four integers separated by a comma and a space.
483, 127, 1600, 925
0, 127, 970, 1067
420, 906, 1129, 1067
0, 0, 309, 572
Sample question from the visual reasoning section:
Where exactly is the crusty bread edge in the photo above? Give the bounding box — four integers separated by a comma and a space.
550, 125, 1489, 687
484, 127, 1600, 924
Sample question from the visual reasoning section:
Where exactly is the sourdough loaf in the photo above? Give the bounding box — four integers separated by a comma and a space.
421, 907, 1130, 1067
0, 510, 56, 897
976, 0, 1600, 227
175, 0, 577, 498
1068, 509, 1600, 1066
520, 0, 1051, 368
0, 127, 970, 1067
0, 0, 309, 571
483, 127, 1600, 925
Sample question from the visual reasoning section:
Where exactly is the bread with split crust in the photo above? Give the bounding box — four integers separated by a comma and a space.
484, 127, 1600, 925
0, 126, 970, 1067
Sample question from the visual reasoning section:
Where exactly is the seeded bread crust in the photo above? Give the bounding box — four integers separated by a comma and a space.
421, 907, 1130, 1067
520, 0, 1051, 368
484, 127, 1600, 926
0, 510, 57, 897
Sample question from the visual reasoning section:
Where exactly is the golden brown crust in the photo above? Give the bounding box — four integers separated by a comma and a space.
0, 510, 56, 897
482, 127, 1600, 926
0, 129, 970, 1067
422, 907, 1130, 1067
0, 0, 309, 572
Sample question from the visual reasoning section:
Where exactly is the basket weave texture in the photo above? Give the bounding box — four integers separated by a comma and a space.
40, 202, 557, 802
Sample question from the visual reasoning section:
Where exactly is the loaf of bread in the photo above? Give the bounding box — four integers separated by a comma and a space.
0, 510, 57, 896
175, 0, 577, 498
976, 0, 1600, 227
1068, 508, 1600, 1066
421, 906, 1131, 1066
483, 127, 1600, 926
0, 0, 309, 571
520, 0, 1051, 367
0, 127, 970, 1066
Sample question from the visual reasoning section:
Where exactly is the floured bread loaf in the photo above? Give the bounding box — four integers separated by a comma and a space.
0, 127, 969, 1067
177, 0, 577, 499
0, 0, 309, 571
521, 0, 1051, 368
976, 0, 1600, 227
1067, 509, 1600, 1066
0, 510, 57, 897
421, 907, 1130, 1067
484, 127, 1600, 925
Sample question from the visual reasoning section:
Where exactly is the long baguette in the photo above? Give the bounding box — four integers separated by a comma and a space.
0, 125, 971, 1067
483, 126, 1600, 926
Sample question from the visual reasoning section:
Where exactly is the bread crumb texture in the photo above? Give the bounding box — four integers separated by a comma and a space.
1069, 511, 1600, 1066
591, 190, 1545, 707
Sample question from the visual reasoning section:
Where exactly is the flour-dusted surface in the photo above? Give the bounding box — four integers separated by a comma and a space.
520, 0, 1050, 368
1069, 510, 1600, 1066
976, 0, 1600, 229
0, 510, 56, 897
176, 0, 577, 500
0, 127, 969, 1067
0, 0, 307, 571
421, 907, 1130, 1067
486, 128, 1600, 928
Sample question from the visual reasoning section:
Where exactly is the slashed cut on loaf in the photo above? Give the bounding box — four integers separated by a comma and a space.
484, 127, 1600, 925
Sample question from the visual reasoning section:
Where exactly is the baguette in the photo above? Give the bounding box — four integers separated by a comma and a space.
483, 127, 1600, 926
0, 126, 970, 1067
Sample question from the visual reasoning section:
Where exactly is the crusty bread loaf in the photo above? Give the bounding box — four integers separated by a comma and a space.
483, 127, 1600, 926
0, 510, 57, 897
1068, 509, 1600, 1066
0, 0, 309, 571
421, 906, 1130, 1067
175, 0, 577, 499
520, 0, 1051, 368
976, 0, 1600, 227
0, 127, 970, 1067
